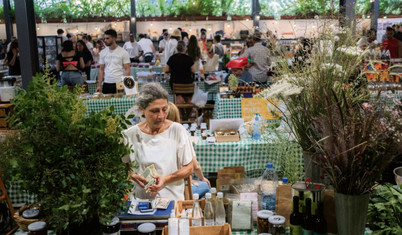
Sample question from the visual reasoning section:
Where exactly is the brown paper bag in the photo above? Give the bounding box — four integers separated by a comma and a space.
322, 189, 337, 234
275, 184, 292, 226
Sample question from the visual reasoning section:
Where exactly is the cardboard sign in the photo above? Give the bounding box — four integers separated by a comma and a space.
241, 98, 280, 121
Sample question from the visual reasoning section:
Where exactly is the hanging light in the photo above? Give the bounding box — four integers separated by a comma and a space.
37, 26, 40, 31
189, 28, 192, 32
227, 24, 230, 28
114, 22, 117, 26
150, 23, 153, 26
169, 26, 172, 30
208, 27, 211, 31
255, 15, 260, 21
246, 18, 249, 22
131, 17, 136, 23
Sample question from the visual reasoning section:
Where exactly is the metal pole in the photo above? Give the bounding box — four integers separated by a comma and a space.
14, 0, 39, 89
130, 0, 137, 36
370, 0, 379, 30
3, 0, 14, 44
252, 0, 260, 30
339, 0, 357, 32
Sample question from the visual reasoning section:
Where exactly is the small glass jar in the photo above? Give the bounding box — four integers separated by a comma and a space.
28, 221, 47, 235
257, 210, 273, 234
268, 215, 286, 235
102, 216, 121, 235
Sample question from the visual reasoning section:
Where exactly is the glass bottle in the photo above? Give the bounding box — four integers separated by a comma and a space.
191, 193, 203, 226
215, 192, 226, 225
204, 193, 215, 226
302, 198, 313, 235
313, 202, 327, 235
290, 196, 302, 235
210, 187, 217, 211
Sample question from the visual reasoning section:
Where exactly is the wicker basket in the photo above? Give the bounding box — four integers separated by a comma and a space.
13, 204, 46, 231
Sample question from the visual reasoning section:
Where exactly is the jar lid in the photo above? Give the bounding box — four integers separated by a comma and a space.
258, 234, 272, 235
268, 215, 286, 225
257, 210, 273, 219
22, 209, 40, 219
138, 223, 156, 233
28, 221, 46, 231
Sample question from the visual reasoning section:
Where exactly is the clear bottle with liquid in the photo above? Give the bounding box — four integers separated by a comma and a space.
260, 163, 278, 212
252, 113, 262, 140
210, 187, 217, 211
191, 193, 203, 226
215, 192, 226, 225
204, 193, 215, 226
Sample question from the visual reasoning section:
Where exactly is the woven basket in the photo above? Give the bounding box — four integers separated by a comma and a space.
13, 204, 46, 231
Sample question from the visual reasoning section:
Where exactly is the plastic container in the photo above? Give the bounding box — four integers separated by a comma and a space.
252, 113, 261, 140
257, 210, 274, 234
268, 215, 286, 235
0, 87, 16, 102
260, 163, 278, 212
138, 223, 156, 235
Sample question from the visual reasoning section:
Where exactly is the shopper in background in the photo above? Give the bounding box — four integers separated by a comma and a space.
242, 33, 272, 84
138, 34, 156, 62
213, 34, 224, 58
204, 45, 219, 72
57, 29, 68, 42
164, 29, 181, 63
187, 35, 202, 72
395, 24, 402, 42
82, 35, 94, 55
198, 31, 207, 54
92, 40, 105, 64
122, 83, 193, 201
178, 27, 189, 42
76, 40, 93, 80
224, 57, 253, 86
165, 41, 195, 91
3, 40, 21, 75
6, 36, 16, 52
96, 29, 130, 94
158, 32, 169, 53
382, 27, 402, 58
158, 29, 168, 41
358, 28, 378, 50
123, 33, 143, 63
56, 40, 85, 87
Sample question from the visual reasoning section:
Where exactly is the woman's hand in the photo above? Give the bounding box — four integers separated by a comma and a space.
147, 174, 165, 196
130, 173, 148, 188
200, 177, 211, 188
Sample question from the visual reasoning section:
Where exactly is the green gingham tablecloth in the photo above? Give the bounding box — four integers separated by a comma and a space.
2, 182, 37, 206
84, 97, 136, 116
194, 135, 303, 178
369, 90, 402, 106
90, 66, 163, 81
213, 95, 242, 119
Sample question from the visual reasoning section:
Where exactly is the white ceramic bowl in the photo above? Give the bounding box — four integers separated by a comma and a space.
394, 167, 402, 186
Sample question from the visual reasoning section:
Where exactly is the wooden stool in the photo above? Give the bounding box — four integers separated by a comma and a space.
172, 83, 199, 126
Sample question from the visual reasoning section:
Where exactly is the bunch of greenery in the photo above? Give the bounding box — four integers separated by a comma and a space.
257, 23, 401, 195
0, 71, 133, 232
367, 184, 402, 234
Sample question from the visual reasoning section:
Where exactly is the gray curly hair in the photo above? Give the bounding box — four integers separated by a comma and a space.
136, 83, 169, 109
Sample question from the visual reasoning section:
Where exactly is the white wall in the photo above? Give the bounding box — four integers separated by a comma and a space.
0, 18, 400, 41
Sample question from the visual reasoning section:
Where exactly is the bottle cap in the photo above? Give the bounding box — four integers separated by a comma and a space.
266, 163, 273, 168
282, 177, 288, 184
193, 193, 199, 200
170, 211, 176, 218
217, 192, 223, 198
28, 221, 46, 231
205, 193, 211, 199
268, 215, 286, 225
210, 187, 217, 194
257, 210, 273, 219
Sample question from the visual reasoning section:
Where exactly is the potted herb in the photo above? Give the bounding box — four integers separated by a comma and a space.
0, 72, 133, 233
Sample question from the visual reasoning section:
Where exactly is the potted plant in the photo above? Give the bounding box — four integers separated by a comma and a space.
0, 71, 133, 233
256, 24, 402, 234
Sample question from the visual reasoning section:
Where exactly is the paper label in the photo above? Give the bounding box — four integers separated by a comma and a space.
290, 224, 302, 235
240, 193, 258, 221
232, 200, 252, 230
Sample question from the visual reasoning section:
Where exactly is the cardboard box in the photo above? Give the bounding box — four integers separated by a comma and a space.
162, 223, 232, 235
214, 130, 240, 143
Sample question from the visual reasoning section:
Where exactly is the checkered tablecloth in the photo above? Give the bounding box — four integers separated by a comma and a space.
90, 66, 163, 81
2, 182, 37, 206
213, 95, 242, 119
84, 97, 136, 116
369, 90, 402, 106
194, 135, 303, 178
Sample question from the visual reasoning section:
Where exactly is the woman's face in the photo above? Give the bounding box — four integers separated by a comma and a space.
76, 43, 84, 52
141, 99, 168, 129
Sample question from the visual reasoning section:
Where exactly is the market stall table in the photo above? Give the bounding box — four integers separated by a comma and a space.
90, 66, 163, 81
84, 97, 136, 115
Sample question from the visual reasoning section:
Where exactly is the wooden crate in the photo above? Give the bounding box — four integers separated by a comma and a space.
175, 199, 206, 219
162, 223, 231, 235
214, 130, 240, 143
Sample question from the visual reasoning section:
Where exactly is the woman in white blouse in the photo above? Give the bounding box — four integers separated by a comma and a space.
164, 29, 181, 64
123, 83, 193, 201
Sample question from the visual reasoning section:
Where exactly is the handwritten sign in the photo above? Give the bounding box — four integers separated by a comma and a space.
241, 98, 281, 121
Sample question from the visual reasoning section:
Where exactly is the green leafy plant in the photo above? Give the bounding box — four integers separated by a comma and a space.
0, 71, 133, 232
367, 184, 402, 234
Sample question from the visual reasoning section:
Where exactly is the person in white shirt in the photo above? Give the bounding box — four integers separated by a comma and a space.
138, 34, 156, 62
158, 32, 169, 53
83, 35, 94, 55
123, 83, 193, 201
57, 29, 68, 42
96, 29, 130, 94
123, 33, 143, 63
204, 46, 219, 72
164, 29, 181, 64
